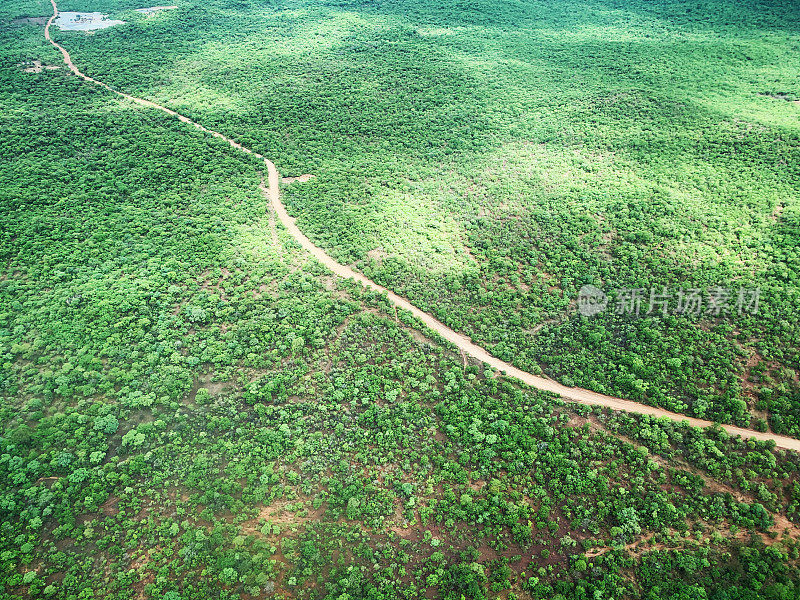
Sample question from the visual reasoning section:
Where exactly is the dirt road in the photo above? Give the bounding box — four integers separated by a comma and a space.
43, 0, 800, 452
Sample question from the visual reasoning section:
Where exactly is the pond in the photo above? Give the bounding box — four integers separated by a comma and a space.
55, 11, 125, 31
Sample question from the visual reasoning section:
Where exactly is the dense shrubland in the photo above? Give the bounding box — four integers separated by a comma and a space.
2, 0, 800, 598
32, 0, 800, 432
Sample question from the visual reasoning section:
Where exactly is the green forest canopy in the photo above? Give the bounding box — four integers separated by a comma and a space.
1, 0, 800, 598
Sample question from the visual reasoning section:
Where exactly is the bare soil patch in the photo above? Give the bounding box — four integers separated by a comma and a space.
282, 174, 315, 184
100, 494, 120, 516
20, 60, 59, 73
240, 499, 326, 536
366, 247, 388, 263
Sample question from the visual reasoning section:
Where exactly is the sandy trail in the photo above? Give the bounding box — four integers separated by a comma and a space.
42, 0, 800, 452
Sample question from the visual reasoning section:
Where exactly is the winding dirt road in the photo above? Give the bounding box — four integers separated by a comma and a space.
43, 0, 800, 451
